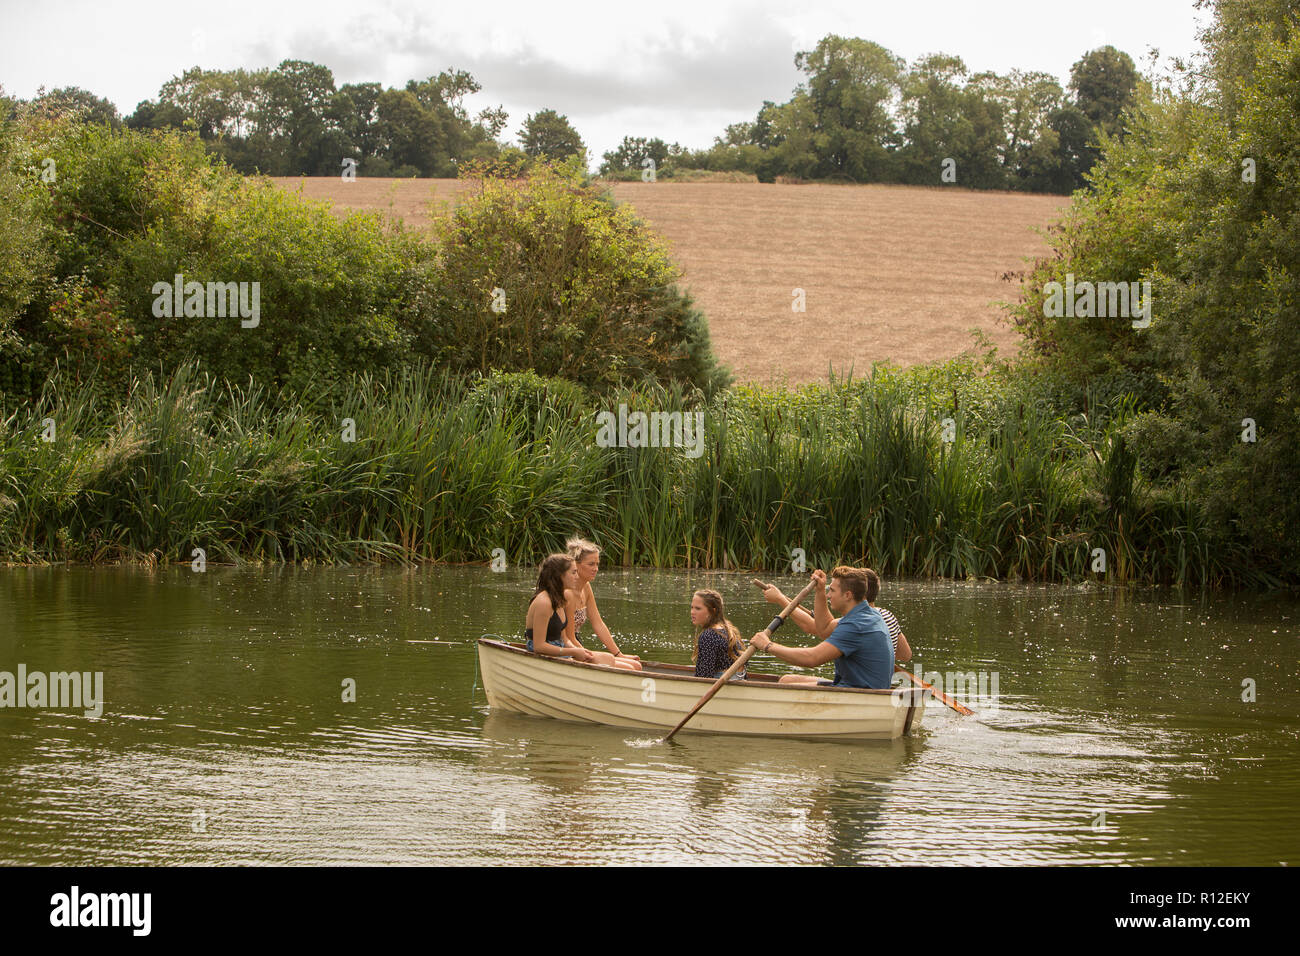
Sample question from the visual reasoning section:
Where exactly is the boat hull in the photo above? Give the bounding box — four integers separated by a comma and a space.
476, 639, 928, 740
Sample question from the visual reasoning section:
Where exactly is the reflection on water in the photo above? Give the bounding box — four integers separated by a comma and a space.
0, 566, 1297, 865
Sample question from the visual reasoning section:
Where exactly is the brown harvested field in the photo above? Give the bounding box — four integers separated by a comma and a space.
271, 177, 1070, 385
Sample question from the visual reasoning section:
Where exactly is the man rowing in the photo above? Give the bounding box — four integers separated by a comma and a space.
749, 567, 894, 689
756, 570, 911, 663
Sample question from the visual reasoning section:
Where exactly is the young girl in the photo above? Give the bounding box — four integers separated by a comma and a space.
690, 589, 746, 680
525, 555, 594, 662
565, 537, 641, 671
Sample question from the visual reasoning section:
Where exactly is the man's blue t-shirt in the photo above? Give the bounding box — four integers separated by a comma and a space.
825, 601, 894, 688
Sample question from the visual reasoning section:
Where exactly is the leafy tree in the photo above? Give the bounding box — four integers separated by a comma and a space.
406, 70, 494, 165
899, 55, 1006, 188
260, 60, 337, 174
1045, 103, 1096, 191
1069, 46, 1140, 139
121, 63, 503, 178
376, 87, 444, 176
980, 69, 1066, 175
518, 109, 586, 163
717, 119, 756, 147
599, 136, 677, 177
1008, 0, 1300, 580
1014, 124, 1069, 193
157, 67, 241, 138
330, 81, 383, 164
761, 92, 819, 180
476, 105, 509, 140
420, 162, 729, 394
795, 35, 903, 180
126, 98, 187, 131
665, 108, 774, 180
30, 87, 121, 128
752, 100, 783, 149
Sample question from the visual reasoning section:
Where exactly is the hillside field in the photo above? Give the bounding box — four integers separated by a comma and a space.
271, 177, 1070, 385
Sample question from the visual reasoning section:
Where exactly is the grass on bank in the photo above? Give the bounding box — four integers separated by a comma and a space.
0, 358, 1253, 587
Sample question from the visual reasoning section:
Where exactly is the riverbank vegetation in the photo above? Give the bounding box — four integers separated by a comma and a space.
0, 359, 1269, 586
0, 0, 1295, 588
0, 115, 726, 403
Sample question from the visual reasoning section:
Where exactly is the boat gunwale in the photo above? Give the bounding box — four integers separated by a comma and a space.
477, 638, 929, 700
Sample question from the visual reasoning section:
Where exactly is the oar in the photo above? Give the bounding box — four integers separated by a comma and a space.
896, 666, 973, 716
661, 577, 819, 742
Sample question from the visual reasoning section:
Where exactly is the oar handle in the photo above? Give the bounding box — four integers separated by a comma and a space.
752, 579, 797, 623
662, 577, 819, 742
762, 577, 819, 636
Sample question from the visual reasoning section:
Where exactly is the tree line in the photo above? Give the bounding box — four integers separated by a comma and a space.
2, 35, 1139, 193
603, 38, 1139, 193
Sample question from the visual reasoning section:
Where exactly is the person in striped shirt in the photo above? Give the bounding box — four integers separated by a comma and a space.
757, 570, 912, 663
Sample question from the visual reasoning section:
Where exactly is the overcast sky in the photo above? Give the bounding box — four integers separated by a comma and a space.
2, 0, 1211, 167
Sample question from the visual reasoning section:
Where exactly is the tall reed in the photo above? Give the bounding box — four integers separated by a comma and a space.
0, 360, 1257, 586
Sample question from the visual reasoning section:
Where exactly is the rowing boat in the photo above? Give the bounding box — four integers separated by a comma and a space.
476, 638, 930, 740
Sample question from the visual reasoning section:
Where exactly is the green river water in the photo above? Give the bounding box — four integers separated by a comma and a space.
1, 565, 1296, 865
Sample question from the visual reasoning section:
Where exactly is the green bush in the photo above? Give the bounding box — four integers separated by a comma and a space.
0, 114, 425, 404
416, 162, 731, 396
0, 114, 731, 409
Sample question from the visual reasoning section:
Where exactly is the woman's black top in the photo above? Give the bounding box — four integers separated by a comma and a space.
526, 606, 566, 651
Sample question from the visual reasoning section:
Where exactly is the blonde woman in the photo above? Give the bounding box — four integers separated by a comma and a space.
690, 589, 746, 679
565, 537, 642, 671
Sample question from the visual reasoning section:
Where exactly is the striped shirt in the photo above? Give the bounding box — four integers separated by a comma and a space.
876, 606, 901, 656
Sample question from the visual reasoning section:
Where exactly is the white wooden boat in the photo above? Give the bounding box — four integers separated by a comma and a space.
477, 638, 930, 740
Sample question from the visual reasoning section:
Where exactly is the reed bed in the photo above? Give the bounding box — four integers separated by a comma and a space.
0, 362, 1253, 586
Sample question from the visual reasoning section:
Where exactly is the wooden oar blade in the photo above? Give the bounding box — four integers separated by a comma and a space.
896, 666, 974, 716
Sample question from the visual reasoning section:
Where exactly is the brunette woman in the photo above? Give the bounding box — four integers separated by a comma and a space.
525, 554, 594, 662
